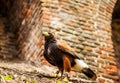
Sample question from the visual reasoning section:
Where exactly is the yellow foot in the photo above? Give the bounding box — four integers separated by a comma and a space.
50, 73, 58, 77
62, 77, 69, 82
56, 77, 72, 83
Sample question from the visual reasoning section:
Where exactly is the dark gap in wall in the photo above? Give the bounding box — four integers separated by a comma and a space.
112, 0, 120, 19
0, 0, 18, 60
112, 0, 120, 61
0, 0, 14, 17
111, 0, 120, 82
0, 0, 14, 33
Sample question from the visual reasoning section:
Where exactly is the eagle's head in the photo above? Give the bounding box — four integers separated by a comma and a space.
42, 32, 55, 42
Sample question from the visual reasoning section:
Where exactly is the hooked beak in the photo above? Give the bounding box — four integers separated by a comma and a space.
42, 32, 49, 37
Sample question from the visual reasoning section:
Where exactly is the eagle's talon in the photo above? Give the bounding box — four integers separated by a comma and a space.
62, 76, 69, 82
62, 73, 68, 78
50, 73, 58, 77
55, 70, 60, 75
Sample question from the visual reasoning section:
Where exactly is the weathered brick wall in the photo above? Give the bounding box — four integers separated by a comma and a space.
8, 0, 44, 65
0, 0, 17, 59
41, 0, 119, 82
7, 0, 119, 82
0, 17, 17, 59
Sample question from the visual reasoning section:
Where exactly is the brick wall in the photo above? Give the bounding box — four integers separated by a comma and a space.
41, 0, 119, 82
0, 0, 17, 59
8, 0, 43, 65
0, 16, 17, 59
7, 0, 119, 82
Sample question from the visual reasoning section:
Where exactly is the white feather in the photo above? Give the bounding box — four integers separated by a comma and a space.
47, 47, 51, 54
72, 59, 89, 72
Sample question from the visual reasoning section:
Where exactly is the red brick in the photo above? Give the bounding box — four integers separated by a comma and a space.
41, 59, 51, 66
99, 78, 106, 83
102, 27, 111, 32
65, 21, 79, 27
81, 26, 95, 31
42, 3, 50, 7
104, 65, 118, 76
60, 0, 68, 2
107, 56, 117, 62
22, 1, 27, 6
19, 14, 25, 19
100, 54, 107, 59
95, 49, 102, 54
97, 59, 104, 64
42, 14, 50, 19
106, 6, 113, 13
100, 46, 114, 53
26, 9, 32, 15
37, 38, 44, 47
90, 4, 97, 8
84, 46, 93, 51
43, 19, 51, 25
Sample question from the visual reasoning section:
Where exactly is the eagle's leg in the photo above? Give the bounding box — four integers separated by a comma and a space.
55, 70, 67, 77
55, 67, 63, 80
60, 69, 69, 79
54, 70, 61, 78
56, 56, 71, 80
62, 73, 68, 78
62, 56, 71, 78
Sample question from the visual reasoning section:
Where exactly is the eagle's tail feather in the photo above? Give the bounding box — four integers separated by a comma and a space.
82, 68, 97, 80
73, 59, 97, 80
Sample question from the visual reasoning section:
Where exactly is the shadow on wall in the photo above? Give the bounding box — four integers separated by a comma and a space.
0, 0, 18, 60
0, 0, 13, 17
111, 0, 120, 82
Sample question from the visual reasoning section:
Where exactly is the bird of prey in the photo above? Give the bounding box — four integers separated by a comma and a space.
43, 32, 97, 80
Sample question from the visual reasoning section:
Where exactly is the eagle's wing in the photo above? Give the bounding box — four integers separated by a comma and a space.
56, 41, 78, 58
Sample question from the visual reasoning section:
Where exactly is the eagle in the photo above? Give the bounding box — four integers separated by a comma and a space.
43, 32, 97, 80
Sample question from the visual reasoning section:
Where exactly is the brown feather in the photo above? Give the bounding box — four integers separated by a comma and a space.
57, 42, 78, 56
63, 56, 71, 72
58, 42, 75, 53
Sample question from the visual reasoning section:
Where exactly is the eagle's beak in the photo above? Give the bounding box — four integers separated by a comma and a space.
42, 32, 49, 37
